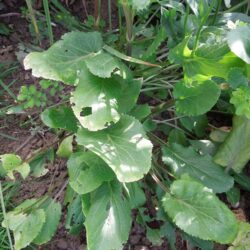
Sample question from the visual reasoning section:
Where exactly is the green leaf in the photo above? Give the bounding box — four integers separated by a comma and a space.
129, 0, 151, 11
41, 105, 78, 132
180, 115, 208, 137
85, 182, 132, 250
214, 116, 250, 173
24, 32, 120, 83
65, 195, 85, 235
3, 201, 46, 250
33, 198, 61, 245
29, 149, 54, 177
162, 144, 234, 193
85, 51, 120, 78
146, 227, 162, 246
77, 115, 152, 182
71, 71, 141, 131
229, 222, 250, 250
228, 68, 248, 89
226, 187, 240, 207
57, 135, 73, 158
0, 154, 30, 179
125, 182, 146, 208
230, 87, 250, 119
67, 151, 114, 194
181, 232, 214, 250
129, 104, 151, 121
162, 179, 238, 243
227, 25, 250, 64
168, 129, 188, 147
173, 80, 221, 116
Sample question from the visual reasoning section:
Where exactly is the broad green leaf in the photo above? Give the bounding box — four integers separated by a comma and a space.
227, 25, 250, 64
67, 151, 114, 194
168, 129, 188, 147
190, 140, 218, 156
3, 206, 45, 250
214, 116, 250, 173
125, 182, 146, 208
41, 105, 78, 132
230, 87, 250, 119
129, 104, 151, 121
162, 179, 238, 243
85, 182, 132, 250
229, 222, 250, 250
57, 135, 74, 158
65, 195, 85, 235
146, 227, 162, 246
33, 198, 61, 245
71, 72, 141, 131
77, 115, 152, 182
162, 144, 234, 193
0, 154, 30, 179
29, 149, 54, 177
180, 115, 208, 137
181, 232, 214, 250
173, 80, 221, 116
85, 50, 120, 78
186, 0, 209, 17
24, 32, 120, 83
228, 68, 248, 89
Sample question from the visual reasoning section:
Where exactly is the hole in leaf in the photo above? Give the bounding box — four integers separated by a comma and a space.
80, 107, 92, 117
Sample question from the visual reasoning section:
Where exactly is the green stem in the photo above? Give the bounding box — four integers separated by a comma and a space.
108, 0, 112, 31
224, 0, 250, 13
192, 0, 216, 55
121, 2, 134, 55
212, 0, 222, 24
25, 0, 41, 44
43, 0, 54, 45
183, 4, 190, 35
0, 182, 14, 250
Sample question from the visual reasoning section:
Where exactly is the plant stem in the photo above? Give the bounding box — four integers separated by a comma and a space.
224, 0, 250, 13
121, 2, 134, 55
94, 0, 101, 30
43, 0, 54, 45
25, 0, 41, 45
0, 182, 14, 250
108, 0, 112, 31
212, 0, 222, 24
183, 4, 190, 35
192, 0, 216, 55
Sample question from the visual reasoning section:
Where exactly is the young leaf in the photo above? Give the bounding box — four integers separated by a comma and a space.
33, 198, 62, 245
24, 32, 121, 83
227, 25, 250, 64
85, 182, 132, 250
57, 135, 74, 158
77, 115, 153, 182
226, 187, 240, 207
230, 87, 250, 119
162, 179, 238, 244
67, 151, 114, 194
162, 144, 234, 193
228, 222, 250, 250
41, 105, 78, 132
214, 116, 250, 173
2, 199, 46, 250
0, 154, 30, 180
173, 80, 221, 116
71, 71, 141, 131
